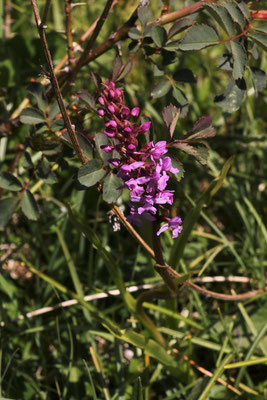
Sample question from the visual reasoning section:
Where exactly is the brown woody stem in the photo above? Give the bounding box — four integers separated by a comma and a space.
30, 0, 87, 166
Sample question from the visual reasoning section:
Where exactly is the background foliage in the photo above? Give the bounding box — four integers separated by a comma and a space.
0, 0, 266, 399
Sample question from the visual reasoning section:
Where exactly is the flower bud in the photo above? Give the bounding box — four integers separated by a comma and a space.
131, 107, 140, 117
97, 108, 106, 117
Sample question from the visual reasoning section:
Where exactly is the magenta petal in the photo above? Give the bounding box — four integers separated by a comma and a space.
157, 224, 169, 236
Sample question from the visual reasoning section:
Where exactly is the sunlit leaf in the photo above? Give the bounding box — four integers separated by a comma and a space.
103, 173, 123, 203
178, 24, 218, 51
250, 67, 267, 94
214, 77, 246, 113
20, 108, 45, 125
168, 18, 194, 39
221, 1, 246, 28
0, 172, 22, 191
77, 159, 106, 187
230, 41, 247, 80
151, 79, 171, 98
204, 3, 234, 35
137, 7, 150, 28
249, 32, 267, 52
151, 25, 167, 47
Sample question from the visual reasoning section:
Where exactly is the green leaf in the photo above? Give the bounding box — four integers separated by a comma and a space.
103, 326, 177, 368
204, 3, 235, 36
218, 53, 233, 71
21, 190, 39, 221
22, 151, 34, 170
95, 132, 111, 165
214, 77, 246, 113
185, 116, 215, 141
132, 377, 143, 400
137, 7, 150, 29
250, 67, 267, 94
111, 56, 123, 81
143, 301, 203, 330
221, 1, 245, 28
230, 41, 247, 80
178, 24, 218, 51
128, 27, 142, 40
162, 104, 180, 140
116, 60, 133, 81
0, 172, 22, 191
173, 68, 196, 83
27, 82, 48, 111
170, 141, 209, 165
170, 156, 184, 181
249, 32, 267, 52
168, 18, 193, 39
151, 25, 167, 47
150, 79, 171, 99
73, 90, 96, 109
237, 1, 250, 20
0, 197, 17, 229
77, 159, 106, 187
20, 108, 45, 125
37, 162, 57, 184
102, 173, 123, 203
60, 131, 93, 160
172, 87, 189, 118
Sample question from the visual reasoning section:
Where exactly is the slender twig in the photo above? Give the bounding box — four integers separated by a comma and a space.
61, 1, 138, 95
10, 17, 100, 120
152, 0, 215, 25
30, 0, 87, 165
172, 348, 241, 396
4, 0, 12, 39
68, 0, 114, 80
65, 0, 75, 68
41, 0, 51, 26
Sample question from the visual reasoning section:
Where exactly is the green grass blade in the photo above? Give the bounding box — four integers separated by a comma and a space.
143, 302, 204, 330
225, 356, 267, 369
244, 197, 267, 243
169, 157, 234, 269
235, 321, 267, 387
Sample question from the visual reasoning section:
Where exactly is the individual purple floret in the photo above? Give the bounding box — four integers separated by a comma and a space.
96, 79, 182, 238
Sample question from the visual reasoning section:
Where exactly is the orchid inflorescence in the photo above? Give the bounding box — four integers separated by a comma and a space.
97, 80, 182, 238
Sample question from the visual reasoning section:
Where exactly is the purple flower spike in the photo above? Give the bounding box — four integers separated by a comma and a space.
124, 127, 132, 134
98, 97, 105, 105
139, 121, 151, 134
157, 216, 183, 238
101, 145, 114, 153
104, 128, 116, 137
121, 107, 130, 117
97, 108, 106, 117
116, 88, 122, 97
105, 120, 117, 129
96, 79, 182, 236
108, 105, 116, 114
131, 107, 140, 117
